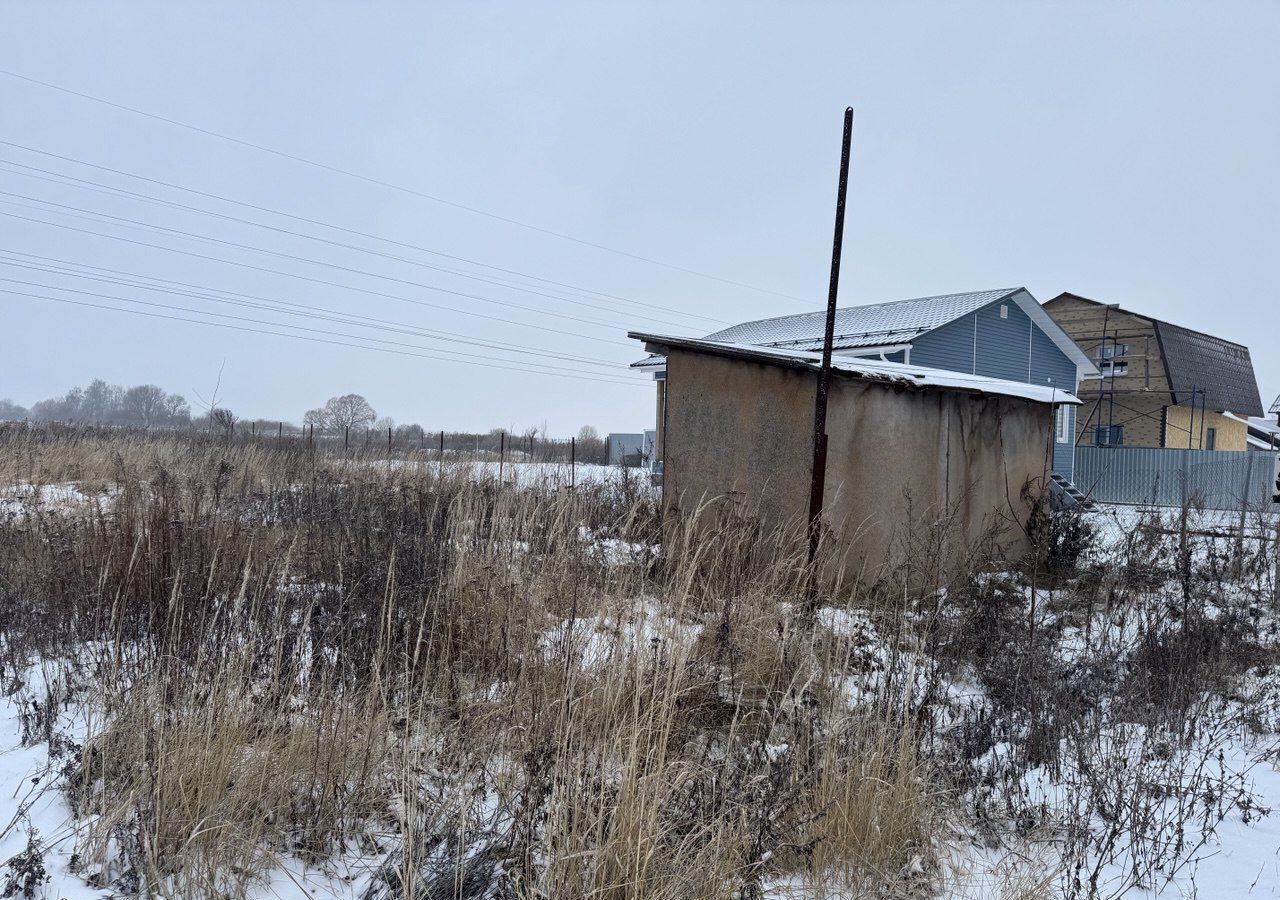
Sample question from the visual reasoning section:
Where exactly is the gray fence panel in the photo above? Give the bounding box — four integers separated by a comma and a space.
1075, 447, 1279, 510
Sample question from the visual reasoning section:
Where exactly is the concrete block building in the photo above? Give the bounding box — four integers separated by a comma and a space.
628, 334, 1081, 583
634, 288, 1096, 484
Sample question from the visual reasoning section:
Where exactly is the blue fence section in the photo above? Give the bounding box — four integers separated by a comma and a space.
1075, 447, 1280, 510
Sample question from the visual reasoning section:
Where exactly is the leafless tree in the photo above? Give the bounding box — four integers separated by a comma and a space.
122, 385, 168, 427
303, 394, 377, 433
209, 407, 237, 437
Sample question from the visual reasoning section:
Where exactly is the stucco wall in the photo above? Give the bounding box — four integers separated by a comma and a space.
660, 348, 1055, 586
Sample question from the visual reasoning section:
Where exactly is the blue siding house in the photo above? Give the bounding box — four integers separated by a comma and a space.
633, 287, 1098, 485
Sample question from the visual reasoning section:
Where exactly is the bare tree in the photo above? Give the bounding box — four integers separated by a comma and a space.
209, 407, 237, 437
122, 384, 168, 428
163, 393, 191, 424
0, 399, 28, 421
303, 394, 377, 433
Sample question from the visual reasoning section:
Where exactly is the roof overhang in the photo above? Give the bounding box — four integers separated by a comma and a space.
630, 332, 1081, 406
1004, 288, 1101, 380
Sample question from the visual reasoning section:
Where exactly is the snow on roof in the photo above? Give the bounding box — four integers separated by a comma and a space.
629, 333, 1082, 406
1223, 411, 1280, 434
701, 288, 1018, 350
1224, 412, 1280, 449
631, 287, 1097, 377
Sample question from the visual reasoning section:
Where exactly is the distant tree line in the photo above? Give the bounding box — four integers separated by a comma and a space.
0, 379, 191, 427
0, 388, 610, 462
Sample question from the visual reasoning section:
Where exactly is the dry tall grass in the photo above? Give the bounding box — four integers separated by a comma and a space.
0, 423, 939, 899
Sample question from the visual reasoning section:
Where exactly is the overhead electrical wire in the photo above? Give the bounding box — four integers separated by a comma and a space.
0, 207, 637, 349
0, 68, 809, 305
0, 141, 730, 326
0, 188, 651, 332
0, 251, 628, 372
1, 285, 647, 388
0, 156, 722, 330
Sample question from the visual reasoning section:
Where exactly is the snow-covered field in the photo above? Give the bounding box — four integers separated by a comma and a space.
1, 486, 1278, 898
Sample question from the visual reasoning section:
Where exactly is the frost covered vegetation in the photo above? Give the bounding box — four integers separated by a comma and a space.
0, 423, 1278, 899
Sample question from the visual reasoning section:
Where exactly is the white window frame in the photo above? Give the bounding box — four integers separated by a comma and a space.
1100, 360, 1129, 376
1055, 406, 1070, 444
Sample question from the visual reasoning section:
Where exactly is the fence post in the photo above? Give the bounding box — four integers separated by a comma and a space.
1235, 452, 1256, 576
570, 436, 576, 489
1180, 448, 1190, 509
439, 430, 445, 460
499, 431, 505, 482
388, 426, 392, 455
1273, 515, 1280, 607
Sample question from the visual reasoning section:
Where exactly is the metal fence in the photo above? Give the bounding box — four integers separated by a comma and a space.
1075, 447, 1280, 510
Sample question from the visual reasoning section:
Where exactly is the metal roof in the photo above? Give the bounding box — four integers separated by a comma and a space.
1158, 320, 1264, 415
631, 288, 1098, 377
630, 333, 1082, 406
699, 288, 1019, 350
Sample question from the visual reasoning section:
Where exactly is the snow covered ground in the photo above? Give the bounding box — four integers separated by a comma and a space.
379, 458, 652, 488
1, 499, 1277, 898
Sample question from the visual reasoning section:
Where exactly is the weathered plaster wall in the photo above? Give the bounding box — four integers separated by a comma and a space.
660, 348, 1055, 585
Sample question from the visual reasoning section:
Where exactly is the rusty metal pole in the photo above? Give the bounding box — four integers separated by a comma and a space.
806, 106, 855, 573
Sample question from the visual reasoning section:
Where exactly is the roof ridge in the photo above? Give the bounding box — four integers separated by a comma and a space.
1049, 292, 1252, 351
706, 287, 1022, 333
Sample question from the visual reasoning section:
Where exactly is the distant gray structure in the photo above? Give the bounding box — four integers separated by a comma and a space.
606, 433, 645, 466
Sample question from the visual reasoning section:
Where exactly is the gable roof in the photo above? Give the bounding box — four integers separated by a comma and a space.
629, 333, 1082, 405
634, 287, 1097, 376
1047, 293, 1263, 416
701, 288, 1017, 350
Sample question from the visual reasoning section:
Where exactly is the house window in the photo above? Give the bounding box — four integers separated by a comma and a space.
1096, 342, 1129, 360
1094, 424, 1124, 447
1205, 427, 1217, 451
1099, 361, 1129, 377
1055, 406, 1070, 444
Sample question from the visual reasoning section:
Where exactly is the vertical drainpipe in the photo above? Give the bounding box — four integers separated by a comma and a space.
971, 314, 978, 374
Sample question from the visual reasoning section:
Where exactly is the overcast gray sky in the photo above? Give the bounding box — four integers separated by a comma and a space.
2, 2, 1277, 433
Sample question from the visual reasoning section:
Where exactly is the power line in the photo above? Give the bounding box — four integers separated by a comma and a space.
0, 153, 725, 330
0, 274, 639, 381
0, 252, 627, 372
0, 188, 644, 332
0, 67, 811, 305
0, 141, 729, 326
2, 286, 647, 388
0, 207, 635, 349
